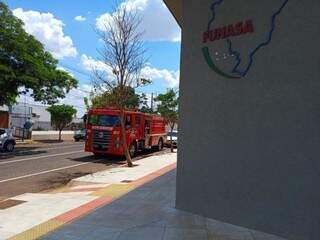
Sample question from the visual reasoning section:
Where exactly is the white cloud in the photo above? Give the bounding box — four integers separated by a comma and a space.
119, 0, 148, 11
59, 84, 92, 117
81, 54, 179, 88
96, 12, 113, 32
74, 15, 86, 22
57, 66, 75, 78
96, 0, 181, 42
13, 8, 77, 59
141, 66, 179, 88
80, 54, 113, 75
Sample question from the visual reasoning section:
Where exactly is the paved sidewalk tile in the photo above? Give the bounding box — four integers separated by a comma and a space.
42, 169, 287, 240
1, 153, 177, 239
0, 193, 97, 239
9, 220, 64, 240
75, 153, 177, 184
92, 184, 135, 198
163, 228, 208, 240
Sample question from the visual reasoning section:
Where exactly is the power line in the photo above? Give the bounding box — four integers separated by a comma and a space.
59, 63, 92, 77
16, 101, 87, 110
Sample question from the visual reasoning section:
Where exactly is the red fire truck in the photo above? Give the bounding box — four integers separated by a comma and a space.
85, 108, 166, 157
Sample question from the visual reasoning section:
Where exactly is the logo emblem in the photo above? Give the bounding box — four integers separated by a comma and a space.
98, 132, 104, 138
202, 0, 289, 79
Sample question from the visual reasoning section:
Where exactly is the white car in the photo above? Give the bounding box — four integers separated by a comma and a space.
0, 128, 16, 152
166, 131, 178, 147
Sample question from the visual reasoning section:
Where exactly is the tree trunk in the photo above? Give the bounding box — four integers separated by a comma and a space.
170, 126, 174, 153
120, 109, 133, 167
59, 129, 62, 141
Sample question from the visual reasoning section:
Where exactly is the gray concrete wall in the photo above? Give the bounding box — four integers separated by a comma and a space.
176, 1, 320, 239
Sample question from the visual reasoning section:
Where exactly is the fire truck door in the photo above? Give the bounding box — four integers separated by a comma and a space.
144, 119, 151, 147
135, 115, 142, 137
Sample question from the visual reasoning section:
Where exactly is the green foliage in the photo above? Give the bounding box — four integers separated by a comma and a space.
88, 87, 142, 110
84, 96, 90, 111
47, 105, 77, 131
86, 88, 156, 113
139, 93, 154, 113
0, 2, 77, 106
155, 89, 179, 128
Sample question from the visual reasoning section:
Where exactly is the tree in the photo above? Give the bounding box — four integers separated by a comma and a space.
47, 105, 77, 141
93, 5, 149, 167
155, 89, 179, 153
84, 87, 151, 112
86, 87, 141, 109
0, 2, 77, 106
139, 93, 154, 113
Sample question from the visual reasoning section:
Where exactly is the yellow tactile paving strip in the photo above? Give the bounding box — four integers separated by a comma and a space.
91, 184, 135, 198
9, 220, 64, 240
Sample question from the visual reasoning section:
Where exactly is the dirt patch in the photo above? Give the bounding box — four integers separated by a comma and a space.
42, 172, 91, 191
0, 199, 26, 209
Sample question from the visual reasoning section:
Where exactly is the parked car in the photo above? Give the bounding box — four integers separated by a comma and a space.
0, 128, 16, 152
165, 130, 178, 147
74, 129, 86, 142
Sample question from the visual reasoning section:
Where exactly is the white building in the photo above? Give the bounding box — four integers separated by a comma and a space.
10, 103, 83, 131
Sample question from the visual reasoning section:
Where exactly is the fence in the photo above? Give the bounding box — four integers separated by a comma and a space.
12, 127, 32, 140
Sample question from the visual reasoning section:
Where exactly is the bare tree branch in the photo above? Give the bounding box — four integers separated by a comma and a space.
91, 3, 150, 167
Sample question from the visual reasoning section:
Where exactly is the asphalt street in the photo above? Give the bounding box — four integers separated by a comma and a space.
0, 141, 170, 201
0, 141, 126, 200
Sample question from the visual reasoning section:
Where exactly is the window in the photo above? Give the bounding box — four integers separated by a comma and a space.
135, 116, 141, 127
89, 115, 120, 127
125, 115, 132, 128
0, 129, 5, 135
145, 120, 151, 134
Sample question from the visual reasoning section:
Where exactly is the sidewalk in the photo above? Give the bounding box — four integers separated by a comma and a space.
1, 152, 286, 240
0, 153, 176, 240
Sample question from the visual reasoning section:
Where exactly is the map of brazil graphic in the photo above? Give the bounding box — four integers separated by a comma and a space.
202, 0, 289, 79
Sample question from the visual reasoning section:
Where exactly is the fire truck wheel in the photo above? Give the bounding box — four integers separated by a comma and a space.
129, 143, 137, 158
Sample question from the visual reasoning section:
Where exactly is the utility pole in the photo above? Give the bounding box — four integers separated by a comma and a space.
151, 93, 154, 112
22, 91, 26, 142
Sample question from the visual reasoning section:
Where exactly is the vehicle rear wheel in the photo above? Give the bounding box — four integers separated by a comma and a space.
74, 138, 80, 142
129, 143, 137, 158
4, 142, 14, 152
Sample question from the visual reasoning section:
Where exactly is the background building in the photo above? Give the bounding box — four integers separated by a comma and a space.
10, 104, 33, 129
165, 0, 320, 239
1, 103, 83, 132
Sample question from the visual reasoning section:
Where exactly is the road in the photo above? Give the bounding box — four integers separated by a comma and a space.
0, 142, 130, 201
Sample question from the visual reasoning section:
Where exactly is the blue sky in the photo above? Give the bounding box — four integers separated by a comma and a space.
3, 0, 181, 116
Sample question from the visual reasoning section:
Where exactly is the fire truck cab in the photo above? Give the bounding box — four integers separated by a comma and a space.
85, 108, 166, 157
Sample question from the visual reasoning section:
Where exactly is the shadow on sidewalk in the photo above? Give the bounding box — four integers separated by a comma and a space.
42, 169, 177, 240
42, 168, 285, 240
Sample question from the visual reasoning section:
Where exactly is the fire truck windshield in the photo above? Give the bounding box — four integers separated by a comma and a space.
89, 114, 120, 127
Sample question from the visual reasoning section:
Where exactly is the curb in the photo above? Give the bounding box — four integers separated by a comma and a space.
8, 162, 177, 240
15, 140, 36, 145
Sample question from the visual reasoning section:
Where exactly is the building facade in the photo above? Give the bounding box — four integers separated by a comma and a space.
8, 103, 83, 131
164, 1, 320, 239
